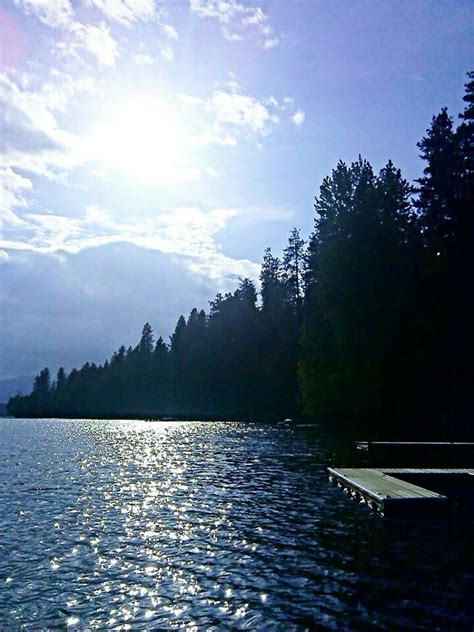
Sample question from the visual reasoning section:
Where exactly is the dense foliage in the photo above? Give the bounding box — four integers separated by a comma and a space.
8, 73, 474, 438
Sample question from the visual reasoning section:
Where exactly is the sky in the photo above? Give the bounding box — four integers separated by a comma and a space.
0, 0, 473, 381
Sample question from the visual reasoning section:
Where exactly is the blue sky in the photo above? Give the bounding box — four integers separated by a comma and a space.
0, 0, 473, 380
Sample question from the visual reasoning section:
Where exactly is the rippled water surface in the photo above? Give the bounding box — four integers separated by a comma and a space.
1, 419, 473, 630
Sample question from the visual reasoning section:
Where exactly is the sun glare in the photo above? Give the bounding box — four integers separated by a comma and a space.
90, 98, 187, 181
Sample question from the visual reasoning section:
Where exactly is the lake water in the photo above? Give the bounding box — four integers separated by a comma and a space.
1, 419, 473, 630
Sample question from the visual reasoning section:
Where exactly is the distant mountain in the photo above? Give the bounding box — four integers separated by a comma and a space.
0, 375, 34, 403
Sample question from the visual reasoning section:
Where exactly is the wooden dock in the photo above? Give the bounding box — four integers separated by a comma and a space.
328, 467, 474, 517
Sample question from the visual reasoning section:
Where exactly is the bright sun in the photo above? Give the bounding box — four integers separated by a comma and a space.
90, 97, 187, 181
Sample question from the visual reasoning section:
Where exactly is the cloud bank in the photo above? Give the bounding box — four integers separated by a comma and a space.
190, 0, 280, 49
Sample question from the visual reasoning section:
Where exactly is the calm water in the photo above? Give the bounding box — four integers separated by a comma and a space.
1, 419, 473, 630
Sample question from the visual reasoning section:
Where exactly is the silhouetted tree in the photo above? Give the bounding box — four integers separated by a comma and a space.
282, 227, 306, 313
137, 322, 154, 355
56, 367, 66, 389
300, 157, 419, 436
416, 108, 462, 256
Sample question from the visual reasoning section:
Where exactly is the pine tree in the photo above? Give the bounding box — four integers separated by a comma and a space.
416, 108, 462, 255
56, 367, 66, 390
300, 158, 418, 436
260, 247, 286, 313
282, 228, 306, 312
137, 323, 154, 355
33, 367, 51, 395
170, 316, 186, 354
111, 345, 126, 365
455, 71, 474, 251
154, 336, 168, 358
32, 367, 52, 415
259, 246, 300, 419
459, 71, 474, 179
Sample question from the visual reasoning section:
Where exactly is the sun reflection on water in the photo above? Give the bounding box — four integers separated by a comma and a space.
2, 419, 473, 630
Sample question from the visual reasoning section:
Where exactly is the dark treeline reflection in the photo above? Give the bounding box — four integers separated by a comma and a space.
8, 73, 474, 439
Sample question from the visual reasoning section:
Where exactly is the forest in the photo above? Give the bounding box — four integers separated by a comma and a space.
8, 72, 473, 440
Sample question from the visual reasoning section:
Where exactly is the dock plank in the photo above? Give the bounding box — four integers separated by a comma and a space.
329, 468, 444, 500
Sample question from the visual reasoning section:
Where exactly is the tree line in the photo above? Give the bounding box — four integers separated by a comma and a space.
8, 72, 473, 439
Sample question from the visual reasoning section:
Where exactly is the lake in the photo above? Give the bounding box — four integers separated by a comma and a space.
1, 419, 473, 630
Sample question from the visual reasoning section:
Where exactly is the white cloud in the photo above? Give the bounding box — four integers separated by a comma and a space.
179, 94, 205, 107
71, 22, 119, 67
187, 250, 259, 282
190, 0, 279, 48
14, 0, 74, 29
210, 90, 272, 133
190, 0, 262, 25
84, 0, 157, 26
84, 204, 116, 226
160, 45, 174, 61
132, 53, 155, 65
15, 0, 120, 68
262, 37, 279, 50
0, 249, 9, 261
222, 28, 244, 42
15, 0, 174, 70
0, 69, 96, 224
265, 96, 279, 108
0, 166, 32, 228
162, 23, 179, 40
0, 204, 260, 283
181, 83, 283, 146
242, 7, 266, 26
291, 110, 305, 126
204, 130, 238, 146
0, 69, 92, 142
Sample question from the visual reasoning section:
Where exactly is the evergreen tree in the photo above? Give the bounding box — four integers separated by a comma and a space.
151, 336, 170, 413
34, 367, 51, 394
300, 158, 418, 436
282, 227, 306, 312
169, 315, 187, 411
260, 247, 287, 313
206, 279, 259, 417
31, 367, 51, 415
56, 367, 66, 390
170, 316, 187, 354
154, 336, 168, 358
137, 323, 154, 355
416, 108, 462, 255
458, 71, 474, 180
111, 345, 126, 366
